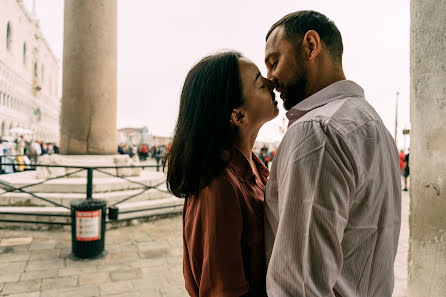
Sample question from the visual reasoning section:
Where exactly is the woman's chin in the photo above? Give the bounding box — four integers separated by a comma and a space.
273, 105, 280, 116
268, 107, 280, 121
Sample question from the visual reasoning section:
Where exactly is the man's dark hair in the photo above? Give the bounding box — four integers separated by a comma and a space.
166, 51, 244, 198
266, 10, 343, 63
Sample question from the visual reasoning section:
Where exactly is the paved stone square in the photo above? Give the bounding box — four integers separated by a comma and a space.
393, 190, 409, 297
0, 215, 187, 297
0, 191, 409, 297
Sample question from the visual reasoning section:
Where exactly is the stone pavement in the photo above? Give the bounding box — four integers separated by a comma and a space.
0, 191, 410, 297
0, 215, 188, 297
393, 190, 409, 297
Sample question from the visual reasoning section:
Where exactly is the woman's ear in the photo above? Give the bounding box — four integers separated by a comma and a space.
230, 108, 247, 126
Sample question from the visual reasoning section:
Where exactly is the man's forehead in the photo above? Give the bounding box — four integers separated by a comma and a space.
265, 26, 286, 57
269, 26, 286, 42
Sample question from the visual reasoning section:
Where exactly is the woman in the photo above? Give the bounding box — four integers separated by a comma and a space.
167, 51, 279, 296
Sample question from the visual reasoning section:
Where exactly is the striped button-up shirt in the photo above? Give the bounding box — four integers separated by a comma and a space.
265, 80, 401, 297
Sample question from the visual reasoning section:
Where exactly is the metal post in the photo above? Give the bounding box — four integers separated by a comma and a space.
394, 91, 399, 144
86, 168, 93, 200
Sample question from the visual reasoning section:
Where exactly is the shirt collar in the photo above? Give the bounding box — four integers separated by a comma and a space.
229, 147, 269, 184
286, 80, 365, 127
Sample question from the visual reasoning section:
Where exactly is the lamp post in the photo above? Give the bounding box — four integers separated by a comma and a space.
394, 91, 399, 144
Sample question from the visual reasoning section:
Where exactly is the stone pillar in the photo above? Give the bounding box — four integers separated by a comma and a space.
408, 0, 446, 296
60, 0, 117, 155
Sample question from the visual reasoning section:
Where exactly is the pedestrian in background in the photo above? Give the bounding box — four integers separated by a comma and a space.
403, 152, 410, 191
399, 149, 406, 175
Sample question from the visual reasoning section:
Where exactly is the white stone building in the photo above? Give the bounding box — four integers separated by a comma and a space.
0, 0, 59, 143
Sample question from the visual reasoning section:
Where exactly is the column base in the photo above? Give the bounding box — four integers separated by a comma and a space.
36, 154, 142, 178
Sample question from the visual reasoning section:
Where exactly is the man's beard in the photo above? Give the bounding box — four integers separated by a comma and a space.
282, 74, 307, 111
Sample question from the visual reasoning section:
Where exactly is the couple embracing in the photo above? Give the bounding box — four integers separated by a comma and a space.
167, 10, 401, 297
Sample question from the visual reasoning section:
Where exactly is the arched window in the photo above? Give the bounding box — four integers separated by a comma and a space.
6, 22, 12, 50
34, 62, 38, 79
1, 121, 5, 137
23, 43, 27, 65
41, 64, 44, 82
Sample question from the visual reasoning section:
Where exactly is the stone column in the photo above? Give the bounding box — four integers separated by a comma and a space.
60, 0, 117, 154
408, 0, 446, 296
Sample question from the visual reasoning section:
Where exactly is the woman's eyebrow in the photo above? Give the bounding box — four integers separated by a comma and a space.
254, 72, 261, 83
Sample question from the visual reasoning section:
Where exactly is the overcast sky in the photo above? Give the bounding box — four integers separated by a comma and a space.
23, 0, 411, 148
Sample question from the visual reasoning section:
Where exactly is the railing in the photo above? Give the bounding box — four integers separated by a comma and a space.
0, 160, 181, 226
0, 154, 36, 174
0, 154, 166, 174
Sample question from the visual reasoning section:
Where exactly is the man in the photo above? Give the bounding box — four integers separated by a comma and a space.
15, 135, 26, 155
399, 149, 406, 175
31, 140, 42, 163
403, 152, 410, 191
264, 11, 401, 296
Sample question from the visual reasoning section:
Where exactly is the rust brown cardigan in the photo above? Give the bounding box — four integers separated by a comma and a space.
182, 149, 269, 297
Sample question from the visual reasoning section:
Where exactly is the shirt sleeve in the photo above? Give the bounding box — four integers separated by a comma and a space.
192, 175, 250, 297
267, 122, 353, 296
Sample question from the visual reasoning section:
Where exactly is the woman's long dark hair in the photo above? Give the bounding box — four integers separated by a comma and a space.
166, 51, 244, 198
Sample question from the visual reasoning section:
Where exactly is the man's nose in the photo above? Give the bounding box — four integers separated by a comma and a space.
267, 70, 273, 81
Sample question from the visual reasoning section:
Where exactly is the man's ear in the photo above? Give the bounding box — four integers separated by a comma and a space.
230, 108, 247, 126
302, 30, 321, 62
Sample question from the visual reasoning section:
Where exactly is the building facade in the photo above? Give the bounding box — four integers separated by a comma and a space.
0, 0, 59, 142
118, 126, 150, 146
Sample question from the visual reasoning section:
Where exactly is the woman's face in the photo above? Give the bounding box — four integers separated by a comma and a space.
238, 57, 279, 126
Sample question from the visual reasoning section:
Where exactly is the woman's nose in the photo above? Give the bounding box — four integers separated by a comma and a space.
264, 78, 276, 92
